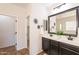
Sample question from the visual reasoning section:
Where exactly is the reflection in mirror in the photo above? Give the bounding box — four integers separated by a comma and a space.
0, 15, 17, 55
56, 10, 76, 35
49, 8, 78, 37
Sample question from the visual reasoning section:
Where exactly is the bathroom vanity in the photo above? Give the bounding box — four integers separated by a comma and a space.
42, 6, 79, 55
42, 37, 79, 55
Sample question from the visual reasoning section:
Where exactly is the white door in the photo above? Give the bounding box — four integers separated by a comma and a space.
0, 15, 16, 48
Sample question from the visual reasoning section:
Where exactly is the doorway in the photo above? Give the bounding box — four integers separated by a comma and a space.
0, 15, 17, 55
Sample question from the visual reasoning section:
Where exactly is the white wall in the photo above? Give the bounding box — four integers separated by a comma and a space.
0, 4, 28, 50
29, 4, 48, 55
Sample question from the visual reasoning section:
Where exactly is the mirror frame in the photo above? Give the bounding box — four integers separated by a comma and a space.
48, 6, 79, 37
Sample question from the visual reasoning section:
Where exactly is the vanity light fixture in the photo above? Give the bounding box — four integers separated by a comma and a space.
53, 3, 66, 10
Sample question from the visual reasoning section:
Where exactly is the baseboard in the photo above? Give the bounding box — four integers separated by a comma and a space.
36, 50, 45, 55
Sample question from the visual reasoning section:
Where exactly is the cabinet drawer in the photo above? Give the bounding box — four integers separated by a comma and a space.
60, 42, 79, 54
60, 47, 79, 55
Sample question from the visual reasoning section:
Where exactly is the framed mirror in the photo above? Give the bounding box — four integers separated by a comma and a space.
48, 7, 79, 37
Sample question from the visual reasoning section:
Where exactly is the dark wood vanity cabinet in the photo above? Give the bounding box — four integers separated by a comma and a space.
42, 37, 59, 55
42, 37, 79, 55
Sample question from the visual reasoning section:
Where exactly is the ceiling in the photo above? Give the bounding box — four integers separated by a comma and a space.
12, 3, 29, 8
11, 3, 79, 10
12, 3, 61, 8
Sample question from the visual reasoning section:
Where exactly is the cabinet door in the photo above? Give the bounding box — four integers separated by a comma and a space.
42, 37, 51, 54
50, 40, 59, 55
